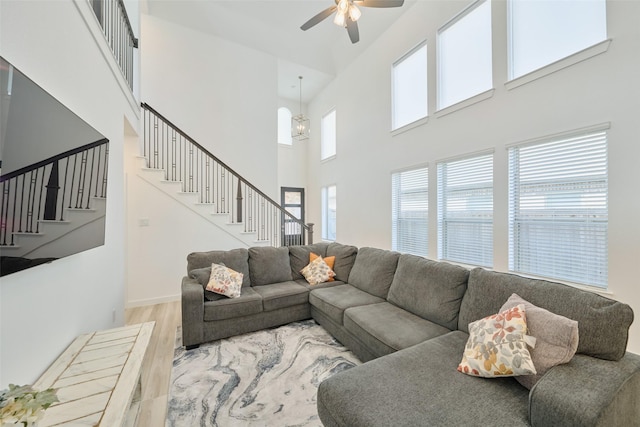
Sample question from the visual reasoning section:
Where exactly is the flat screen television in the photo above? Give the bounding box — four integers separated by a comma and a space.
0, 57, 109, 276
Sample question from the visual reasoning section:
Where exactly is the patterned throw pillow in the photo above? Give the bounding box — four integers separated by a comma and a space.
458, 304, 537, 378
300, 256, 335, 285
205, 263, 243, 298
310, 252, 336, 282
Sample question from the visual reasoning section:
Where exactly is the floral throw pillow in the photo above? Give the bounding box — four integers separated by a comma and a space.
310, 252, 336, 282
300, 256, 335, 285
205, 263, 243, 298
458, 304, 537, 378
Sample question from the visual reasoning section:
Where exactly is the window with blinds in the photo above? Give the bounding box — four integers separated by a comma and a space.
508, 128, 608, 288
392, 167, 428, 256
437, 153, 493, 266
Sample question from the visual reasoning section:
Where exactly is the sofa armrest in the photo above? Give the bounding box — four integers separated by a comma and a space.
181, 276, 204, 348
529, 352, 640, 427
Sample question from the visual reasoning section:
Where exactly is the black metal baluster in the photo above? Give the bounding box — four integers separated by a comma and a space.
69, 154, 78, 209
35, 166, 46, 233
44, 161, 60, 221
86, 147, 96, 208
1, 181, 9, 245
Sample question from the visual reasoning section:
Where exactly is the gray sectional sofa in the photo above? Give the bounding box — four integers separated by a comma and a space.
181, 242, 640, 426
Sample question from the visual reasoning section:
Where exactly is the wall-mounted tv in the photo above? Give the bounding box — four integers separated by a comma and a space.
0, 57, 109, 276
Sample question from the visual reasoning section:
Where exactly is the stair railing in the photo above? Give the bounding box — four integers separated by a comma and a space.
140, 103, 314, 247
0, 138, 109, 246
90, 0, 138, 90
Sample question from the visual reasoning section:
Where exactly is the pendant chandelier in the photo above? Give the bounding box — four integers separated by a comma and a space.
291, 76, 310, 141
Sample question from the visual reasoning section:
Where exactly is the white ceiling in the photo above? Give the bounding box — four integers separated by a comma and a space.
142, 0, 416, 103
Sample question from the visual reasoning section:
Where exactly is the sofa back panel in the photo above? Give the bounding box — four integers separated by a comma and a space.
289, 243, 329, 280
458, 268, 634, 361
186, 248, 250, 287
348, 247, 400, 299
248, 246, 293, 286
326, 242, 358, 282
387, 254, 469, 330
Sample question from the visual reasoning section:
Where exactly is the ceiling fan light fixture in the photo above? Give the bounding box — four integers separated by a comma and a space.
348, 4, 362, 22
333, 10, 347, 27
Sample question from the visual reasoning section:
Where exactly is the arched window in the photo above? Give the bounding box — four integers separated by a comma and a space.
278, 107, 292, 145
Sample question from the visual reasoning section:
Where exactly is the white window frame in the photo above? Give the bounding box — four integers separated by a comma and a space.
277, 107, 293, 146
508, 124, 609, 289
391, 41, 428, 132
392, 166, 429, 257
322, 185, 337, 241
321, 109, 337, 160
437, 152, 494, 267
437, 0, 493, 111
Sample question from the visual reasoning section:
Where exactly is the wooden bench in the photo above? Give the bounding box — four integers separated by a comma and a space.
33, 322, 155, 426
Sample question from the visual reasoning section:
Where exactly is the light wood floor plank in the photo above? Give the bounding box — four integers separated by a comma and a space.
125, 300, 181, 427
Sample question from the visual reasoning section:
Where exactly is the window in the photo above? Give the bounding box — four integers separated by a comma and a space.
277, 107, 292, 145
392, 167, 428, 256
322, 185, 337, 241
437, 153, 493, 266
438, 0, 492, 110
508, 0, 607, 79
508, 127, 608, 288
321, 109, 336, 160
392, 42, 428, 130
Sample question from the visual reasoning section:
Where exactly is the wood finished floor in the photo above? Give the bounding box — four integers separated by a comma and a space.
125, 300, 181, 427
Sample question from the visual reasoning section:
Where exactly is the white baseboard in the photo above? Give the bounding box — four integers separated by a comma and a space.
126, 294, 180, 308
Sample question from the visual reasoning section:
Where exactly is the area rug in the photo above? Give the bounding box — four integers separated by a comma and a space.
166, 320, 361, 427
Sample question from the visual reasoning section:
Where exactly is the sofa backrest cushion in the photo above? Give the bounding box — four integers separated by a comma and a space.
458, 268, 634, 361
387, 255, 469, 330
326, 242, 358, 282
186, 248, 250, 287
348, 247, 400, 299
289, 243, 330, 280
248, 246, 293, 286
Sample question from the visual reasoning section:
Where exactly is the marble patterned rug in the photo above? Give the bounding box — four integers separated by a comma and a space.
166, 320, 361, 427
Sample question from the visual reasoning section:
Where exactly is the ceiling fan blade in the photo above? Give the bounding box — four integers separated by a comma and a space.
355, 0, 404, 8
301, 5, 338, 30
346, 18, 360, 44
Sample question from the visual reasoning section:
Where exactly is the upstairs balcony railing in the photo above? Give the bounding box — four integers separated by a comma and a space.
0, 139, 109, 247
90, 0, 138, 90
141, 103, 314, 247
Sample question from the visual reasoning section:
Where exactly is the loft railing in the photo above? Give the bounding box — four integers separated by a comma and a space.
90, 0, 138, 90
140, 103, 314, 247
0, 139, 109, 246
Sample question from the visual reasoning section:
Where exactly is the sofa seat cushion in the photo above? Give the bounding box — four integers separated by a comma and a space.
317, 331, 530, 427
344, 302, 451, 357
294, 279, 345, 291
347, 247, 400, 299
387, 254, 469, 330
204, 287, 262, 321
309, 285, 385, 325
252, 281, 309, 312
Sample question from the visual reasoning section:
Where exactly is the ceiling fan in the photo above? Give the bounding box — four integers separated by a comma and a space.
301, 0, 405, 44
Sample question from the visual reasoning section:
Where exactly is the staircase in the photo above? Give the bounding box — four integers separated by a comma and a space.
0, 139, 109, 260
139, 103, 313, 248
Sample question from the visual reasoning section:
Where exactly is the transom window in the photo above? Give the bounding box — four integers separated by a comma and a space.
508, 0, 607, 79
392, 42, 428, 130
508, 127, 608, 288
437, 153, 493, 267
392, 167, 428, 256
438, 0, 493, 110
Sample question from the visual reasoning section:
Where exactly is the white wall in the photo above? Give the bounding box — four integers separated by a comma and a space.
0, 0, 139, 387
306, 0, 640, 354
140, 14, 279, 199
277, 97, 309, 192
